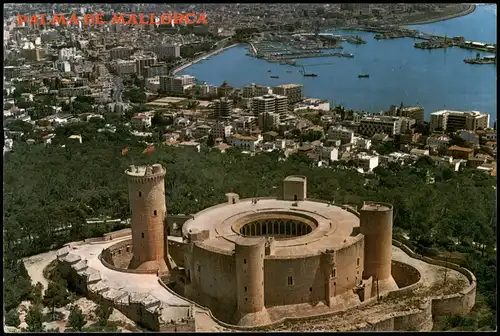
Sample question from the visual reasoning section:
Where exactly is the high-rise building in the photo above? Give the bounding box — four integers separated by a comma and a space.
152, 44, 181, 60
258, 112, 280, 132
133, 54, 157, 77
160, 75, 196, 94
144, 63, 170, 78
429, 110, 490, 133
109, 46, 133, 60
212, 97, 233, 119
387, 106, 425, 124
251, 94, 288, 116
112, 60, 137, 76
358, 116, 403, 137
272, 84, 304, 105
242, 84, 271, 98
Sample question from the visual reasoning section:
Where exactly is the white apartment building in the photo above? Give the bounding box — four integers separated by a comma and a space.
357, 154, 379, 172
251, 94, 288, 116
109, 47, 133, 60
146, 77, 160, 92
358, 116, 403, 137
242, 84, 272, 98
55, 60, 71, 73
387, 106, 425, 124
228, 134, 263, 152
131, 113, 153, 129
152, 44, 181, 60
58, 47, 77, 61
160, 75, 196, 94
199, 83, 218, 97
272, 84, 304, 104
327, 126, 354, 144
211, 122, 233, 139
426, 135, 451, 148
294, 98, 330, 112
354, 137, 372, 150
430, 110, 490, 132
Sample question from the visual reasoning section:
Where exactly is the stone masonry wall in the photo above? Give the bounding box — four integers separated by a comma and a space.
392, 239, 476, 317
55, 245, 195, 332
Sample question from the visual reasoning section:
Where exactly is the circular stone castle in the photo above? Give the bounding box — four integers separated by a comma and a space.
84, 164, 476, 331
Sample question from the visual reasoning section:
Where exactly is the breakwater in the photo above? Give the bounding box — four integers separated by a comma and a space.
270, 52, 354, 60
172, 43, 241, 75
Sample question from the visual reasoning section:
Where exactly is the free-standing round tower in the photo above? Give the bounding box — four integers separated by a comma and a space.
233, 237, 270, 326
125, 164, 168, 274
359, 202, 393, 281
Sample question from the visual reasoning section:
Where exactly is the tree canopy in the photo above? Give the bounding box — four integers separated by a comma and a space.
3, 120, 496, 330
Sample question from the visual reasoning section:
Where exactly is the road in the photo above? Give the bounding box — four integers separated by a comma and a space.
112, 76, 123, 103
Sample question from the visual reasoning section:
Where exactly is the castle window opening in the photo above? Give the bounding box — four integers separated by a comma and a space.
186, 269, 191, 281
287, 276, 294, 286
309, 287, 313, 292
357, 257, 360, 266
138, 191, 142, 197
154, 210, 157, 216
244, 286, 247, 292
141, 232, 144, 238
232, 199, 236, 204
244, 259, 247, 264
294, 194, 298, 201
197, 265, 201, 272
332, 268, 336, 277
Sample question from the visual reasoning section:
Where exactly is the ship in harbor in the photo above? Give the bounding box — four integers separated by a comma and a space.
464, 55, 496, 64
270, 75, 280, 78
300, 65, 318, 77
358, 73, 370, 78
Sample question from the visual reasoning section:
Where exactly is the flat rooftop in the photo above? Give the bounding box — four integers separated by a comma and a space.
183, 198, 361, 257
125, 165, 165, 177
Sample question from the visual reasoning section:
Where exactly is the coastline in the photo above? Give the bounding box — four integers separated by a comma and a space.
172, 43, 241, 75
402, 4, 476, 25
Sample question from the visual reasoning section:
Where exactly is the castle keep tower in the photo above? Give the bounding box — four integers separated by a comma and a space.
125, 164, 168, 274
359, 202, 396, 293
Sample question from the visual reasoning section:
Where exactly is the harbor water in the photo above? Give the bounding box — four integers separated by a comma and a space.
180, 5, 497, 123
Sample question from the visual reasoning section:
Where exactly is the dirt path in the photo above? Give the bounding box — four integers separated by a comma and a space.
23, 250, 58, 292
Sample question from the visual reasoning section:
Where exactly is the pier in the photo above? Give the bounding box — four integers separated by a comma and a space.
360, 26, 496, 54
269, 52, 354, 60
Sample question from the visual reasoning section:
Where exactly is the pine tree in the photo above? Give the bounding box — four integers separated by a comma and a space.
26, 304, 44, 332
67, 305, 86, 331
5, 309, 21, 327
95, 300, 114, 326
43, 281, 69, 320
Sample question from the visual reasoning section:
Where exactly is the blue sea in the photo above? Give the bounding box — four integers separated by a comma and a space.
180, 5, 497, 124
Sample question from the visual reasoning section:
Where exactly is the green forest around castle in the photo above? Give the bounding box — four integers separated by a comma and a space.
3, 120, 496, 331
